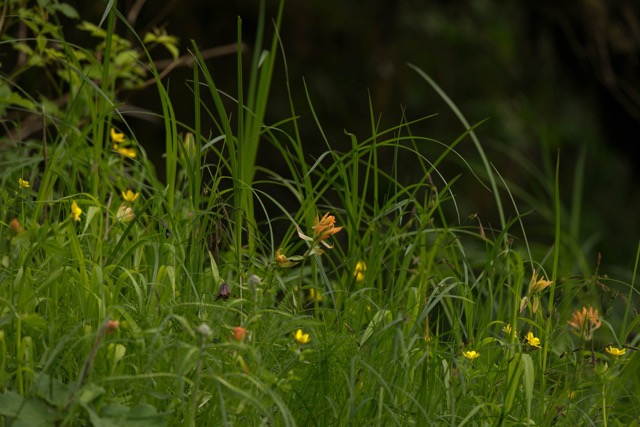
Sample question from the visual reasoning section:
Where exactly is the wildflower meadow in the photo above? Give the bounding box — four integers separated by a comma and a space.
1, 1, 639, 425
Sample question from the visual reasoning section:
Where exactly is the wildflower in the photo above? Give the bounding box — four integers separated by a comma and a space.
568, 306, 601, 340
275, 250, 287, 266
117, 147, 137, 158
529, 272, 553, 295
308, 288, 324, 303
294, 329, 311, 345
503, 323, 517, 337
215, 282, 231, 300
233, 326, 246, 342
121, 189, 139, 203
248, 274, 262, 286
526, 331, 541, 348
463, 350, 480, 360
18, 178, 30, 189
353, 260, 367, 282
105, 320, 120, 334
312, 212, 343, 247
605, 346, 626, 357
9, 218, 21, 233
70, 201, 82, 221
196, 323, 213, 340
110, 127, 126, 143
274, 249, 299, 267
116, 204, 135, 223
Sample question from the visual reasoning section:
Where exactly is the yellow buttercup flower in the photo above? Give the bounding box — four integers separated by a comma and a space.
117, 147, 137, 158
294, 329, 311, 345
110, 127, 126, 143
526, 331, 541, 348
605, 346, 626, 357
121, 189, 139, 203
308, 288, 324, 303
18, 178, 30, 189
70, 200, 82, 221
353, 260, 367, 282
462, 350, 480, 360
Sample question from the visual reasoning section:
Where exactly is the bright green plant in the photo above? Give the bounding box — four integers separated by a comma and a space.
0, 1, 639, 426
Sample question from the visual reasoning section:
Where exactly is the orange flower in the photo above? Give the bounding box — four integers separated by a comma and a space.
105, 320, 120, 334
233, 326, 246, 342
529, 272, 553, 295
568, 306, 601, 340
9, 218, 21, 233
313, 212, 343, 242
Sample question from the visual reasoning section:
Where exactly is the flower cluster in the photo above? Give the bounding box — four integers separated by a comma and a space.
568, 306, 601, 341
111, 128, 136, 158
276, 212, 344, 267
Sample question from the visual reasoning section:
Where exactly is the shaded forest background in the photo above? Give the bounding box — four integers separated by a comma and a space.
32, 1, 640, 269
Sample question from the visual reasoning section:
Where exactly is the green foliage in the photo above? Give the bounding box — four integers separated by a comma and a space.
0, 1, 639, 425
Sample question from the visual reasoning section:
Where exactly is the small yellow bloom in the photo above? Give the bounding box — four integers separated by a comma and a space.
294, 329, 311, 345
18, 178, 30, 189
568, 306, 601, 340
70, 200, 82, 221
462, 350, 480, 360
308, 288, 324, 303
110, 127, 126, 143
605, 346, 626, 357
353, 260, 367, 282
526, 331, 541, 348
529, 272, 553, 294
117, 147, 137, 158
503, 323, 517, 337
121, 189, 139, 203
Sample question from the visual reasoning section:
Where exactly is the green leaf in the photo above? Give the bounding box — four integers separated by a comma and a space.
34, 374, 73, 408
0, 392, 60, 425
521, 353, 534, 421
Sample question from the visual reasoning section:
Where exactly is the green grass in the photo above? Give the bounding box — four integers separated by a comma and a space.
1, 1, 639, 425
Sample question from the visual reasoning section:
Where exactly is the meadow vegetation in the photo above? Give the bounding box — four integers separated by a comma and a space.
1, 1, 639, 425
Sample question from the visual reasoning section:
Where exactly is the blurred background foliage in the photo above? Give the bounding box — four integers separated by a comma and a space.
4, 0, 639, 269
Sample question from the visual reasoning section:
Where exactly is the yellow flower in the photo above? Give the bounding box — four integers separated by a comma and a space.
110, 127, 126, 143
462, 350, 480, 360
70, 200, 82, 221
503, 323, 517, 337
294, 329, 311, 345
312, 212, 343, 247
117, 147, 137, 158
529, 272, 553, 295
353, 260, 367, 282
605, 346, 626, 357
121, 189, 139, 203
568, 306, 601, 340
526, 331, 541, 348
18, 178, 30, 189
308, 288, 324, 303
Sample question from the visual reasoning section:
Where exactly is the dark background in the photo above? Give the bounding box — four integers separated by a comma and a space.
57, 1, 640, 268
